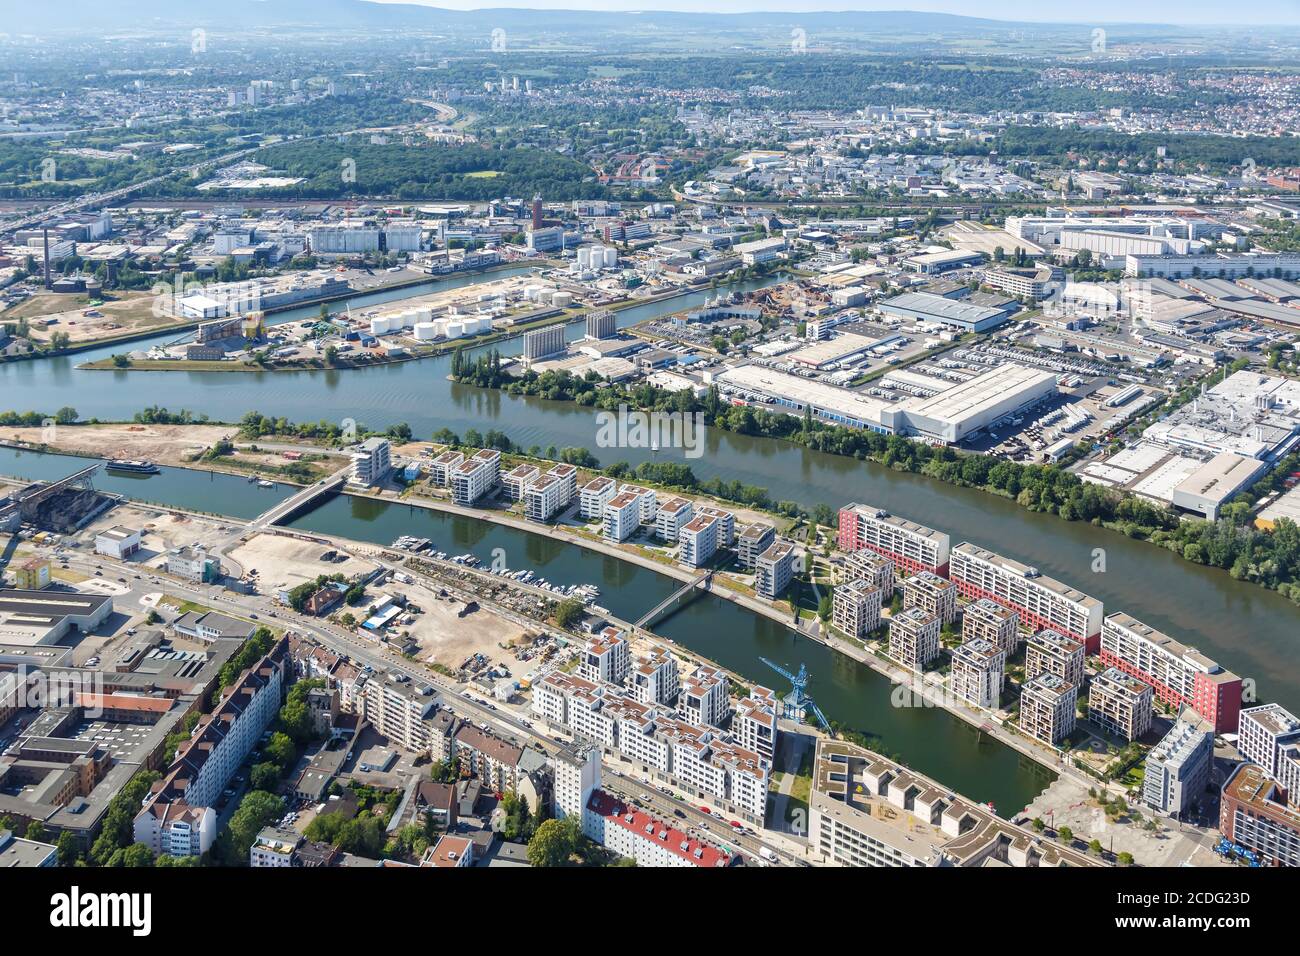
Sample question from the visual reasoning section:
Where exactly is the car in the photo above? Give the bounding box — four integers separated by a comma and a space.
93, 570, 102, 576
640, 792, 651, 801
729, 820, 742, 829
699, 806, 711, 814
673, 809, 686, 819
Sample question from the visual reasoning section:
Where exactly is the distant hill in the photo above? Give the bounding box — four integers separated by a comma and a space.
0, 1, 1144, 38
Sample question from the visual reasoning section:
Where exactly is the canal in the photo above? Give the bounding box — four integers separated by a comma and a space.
2, 268, 1297, 711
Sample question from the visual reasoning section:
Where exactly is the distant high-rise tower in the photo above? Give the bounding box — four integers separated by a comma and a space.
42, 227, 51, 290
531, 195, 543, 231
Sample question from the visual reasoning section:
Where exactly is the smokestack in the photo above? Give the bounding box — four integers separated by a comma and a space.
42, 226, 51, 290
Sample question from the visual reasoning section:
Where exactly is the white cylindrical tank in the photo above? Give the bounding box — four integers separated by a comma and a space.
551, 291, 573, 308
576, 247, 592, 270
445, 321, 464, 338
602, 247, 618, 268
413, 322, 437, 341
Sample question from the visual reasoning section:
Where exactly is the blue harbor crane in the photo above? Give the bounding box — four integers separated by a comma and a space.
759, 657, 833, 734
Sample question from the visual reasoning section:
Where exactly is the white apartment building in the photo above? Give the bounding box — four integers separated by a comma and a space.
546, 462, 578, 508
678, 513, 719, 568
950, 543, 1103, 652
832, 578, 882, 638
735, 523, 775, 570
133, 800, 216, 859
755, 541, 795, 600
450, 449, 499, 505
903, 571, 958, 626
619, 484, 657, 524
656, 496, 694, 542
961, 597, 1020, 654
579, 627, 631, 686
888, 608, 940, 671
733, 687, 778, 762
349, 437, 392, 486
1239, 703, 1300, 781
698, 506, 735, 547
1143, 717, 1214, 817
359, 672, 442, 755
524, 473, 567, 522
579, 476, 617, 520
837, 503, 950, 577
1020, 672, 1077, 746
429, 450, 464, 485
950, 637, 1005, 709
679, 665, 729, 727
630, 646, 680, 706
502, 463, 540, 501
603, 491, 642, 542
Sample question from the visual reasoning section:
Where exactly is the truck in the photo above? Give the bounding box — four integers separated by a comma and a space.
759, 846, 777, 863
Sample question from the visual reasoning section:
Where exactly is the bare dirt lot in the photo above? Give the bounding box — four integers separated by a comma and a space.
0, 423, 234, 465
230, 533, 377, 593
4, 289, 187, 343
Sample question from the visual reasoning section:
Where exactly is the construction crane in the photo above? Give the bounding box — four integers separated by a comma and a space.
759, 657, 833, 735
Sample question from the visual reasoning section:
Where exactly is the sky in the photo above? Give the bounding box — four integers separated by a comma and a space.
372, 0, 1300, 26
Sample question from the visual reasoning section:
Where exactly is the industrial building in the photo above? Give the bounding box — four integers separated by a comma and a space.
0, 588, 113, 646
877, 290, 1018, 332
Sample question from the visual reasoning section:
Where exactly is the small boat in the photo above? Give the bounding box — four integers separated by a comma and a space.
257, 479, 275, 488
105, 459, 159, 474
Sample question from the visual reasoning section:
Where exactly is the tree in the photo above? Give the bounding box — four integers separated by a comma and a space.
57, 830, 80, 866
54, 406, 78, 424
250, 761, 282, 792
25, 820, 46, 843
222, 791, 285, 863
264, 731, 297, 771
1088, 839, 1103, 857
553, 597, 585, 630
527, 817, 579, 867
121, 843, 156, 868
1031, 817, 1045, 833
1117, 851, 1134, 866
1057, 826, 1073, 845
111, 353, 131, 368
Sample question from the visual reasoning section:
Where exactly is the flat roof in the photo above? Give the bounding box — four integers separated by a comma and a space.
900, 365, 1057, 428
880, 291, 1006, 323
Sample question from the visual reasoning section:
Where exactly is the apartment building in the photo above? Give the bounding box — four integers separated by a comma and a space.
502, 463, 540, 501
837, 503, 950, 577
950, 637, 1005, 709
429, 450, 464, 485
524, 473, 567, 522
755, 541, 795, 600
349, 437, 391, 486
697, 506, 735, 547
844, 549, 894, 600
1100, 611, 1242, 734
678, 513, 719, 568
452, 723, 532, 794
1220, 763, 1300, 867
1024, 628, 1086, 687
1238, 704, 1300, 786
950, 543, 1103, 652
809, 737, 1098, 868
1143, 716, 1214, 817
1019, 672, 1077, 746
619, 484, 657, 524
585, 790, 733, 867
888, 608, 941, 671
358, 672, 443, 756
679, 665, 728, 727
630, 645, 679, 706
832, 578, 883, 638
545, 462, 578, 508
735, 523, 775, 570
579, 627, 631, 686
603, 491, 642, 542
1088, 667, 1154, 742
733, 687, 778, 762
450, 449, 499, 505
903, 571, 958, 627
579, 475, 617, 520
655, 496, 693, 542
961, 597, 1020, 655
134, 638, 289, 854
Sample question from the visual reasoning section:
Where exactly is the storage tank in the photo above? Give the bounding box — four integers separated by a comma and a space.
369, 316, 389, 335
576, 247, 592, 270
445, 321, 465, 338
413, 322, 438, 341
602, 247, 618, 268
551, 291, 573, 308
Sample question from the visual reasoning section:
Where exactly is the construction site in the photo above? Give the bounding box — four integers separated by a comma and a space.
1, 464, 119, 536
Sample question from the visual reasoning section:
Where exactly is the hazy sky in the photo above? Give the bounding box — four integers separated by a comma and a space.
373, 0, 1300, 26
